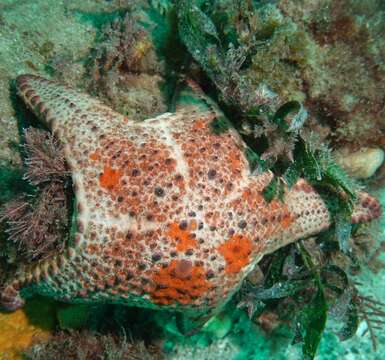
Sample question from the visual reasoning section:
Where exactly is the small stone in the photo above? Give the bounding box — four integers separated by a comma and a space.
246, 265, 264, 286
334, 147, 384, 179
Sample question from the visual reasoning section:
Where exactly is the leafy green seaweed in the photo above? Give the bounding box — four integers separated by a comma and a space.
286, 137, 357, 253
295, 288, 327, 360
338, 299, 359, 341
248, 279, 313, 301
210, 115, 232, 134
320, 265, 349, 296
262, 176, 278, 203
262, 176, 285, 203
264, 246, 291, 288
238, 239, 362, 360
296, 242, 327, 360
273, 100, 307, 132
177, 0, 222, 82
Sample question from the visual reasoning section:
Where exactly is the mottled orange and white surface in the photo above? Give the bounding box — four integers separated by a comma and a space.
1, 75, 380, 316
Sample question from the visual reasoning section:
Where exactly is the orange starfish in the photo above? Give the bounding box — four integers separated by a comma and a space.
1, 75, 381, 318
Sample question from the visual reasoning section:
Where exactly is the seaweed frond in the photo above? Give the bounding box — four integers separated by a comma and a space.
0, 128, 71, 261
0, 183, 69, 261
235, 238, 379, 360
177, 0, 269, 111
23, 329, 163, 360
23, 128, 69, 186
353, 284, 385, 351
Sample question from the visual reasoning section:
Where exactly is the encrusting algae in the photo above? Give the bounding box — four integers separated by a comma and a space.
0, 298, 56, 360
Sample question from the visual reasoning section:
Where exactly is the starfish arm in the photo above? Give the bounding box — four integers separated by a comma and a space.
16, 74, 135, 258
0, 251, 73, 310
262, 179, 381, 256
351, 192, 381, 224
278, 179, 332, 249
16, 74, 127, 136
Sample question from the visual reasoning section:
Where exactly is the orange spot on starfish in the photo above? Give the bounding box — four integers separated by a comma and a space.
193, 119, 206, 130
150, 260, 211, 305
242, 189, 265, 208
89, 151, 100, 161
280, 214, 292, 229
228, 152, 241, 173
167, 222, 197, 252
218, 234, 253, 274
99, 165, 123, 191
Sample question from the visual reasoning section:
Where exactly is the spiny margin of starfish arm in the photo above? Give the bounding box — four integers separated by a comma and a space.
0, 249, 73, 311
16, 74, 127, 138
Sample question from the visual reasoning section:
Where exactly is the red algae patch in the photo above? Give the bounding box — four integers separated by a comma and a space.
150, 260, 211, 305
218, 235, 253, 274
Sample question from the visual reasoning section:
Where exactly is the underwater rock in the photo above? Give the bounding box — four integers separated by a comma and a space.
334, 147, 384, 179
177, 0, 384, 148
0, 0, 102, 167
87, 13, 167, 121
245, 265, 264, 286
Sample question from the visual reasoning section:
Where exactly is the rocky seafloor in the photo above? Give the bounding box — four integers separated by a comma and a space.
0, 0, 384, 359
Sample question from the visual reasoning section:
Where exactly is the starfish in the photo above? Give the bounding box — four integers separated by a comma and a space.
0, 75, 381, 319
